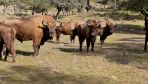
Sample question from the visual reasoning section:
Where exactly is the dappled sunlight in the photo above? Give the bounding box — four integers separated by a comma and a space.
0, 7, 148, 84
0, 65, 120, 84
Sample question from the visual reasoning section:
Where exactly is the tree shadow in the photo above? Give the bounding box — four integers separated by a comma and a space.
54, 36, 148, 71
47, 40, 69, 45
58, 47, 80, 53
0, 65, 117, 84
116, 24, 145, 35
87, 9, 144, 21
16, 50, 33, 56
95, 37, 148, 71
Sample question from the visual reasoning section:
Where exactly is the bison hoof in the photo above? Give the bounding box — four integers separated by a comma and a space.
33, 53, 39, 56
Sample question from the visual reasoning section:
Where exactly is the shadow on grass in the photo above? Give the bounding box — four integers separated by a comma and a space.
59, 47, 80, 53
85, 9, 144, 21
16, 50, 33, 56
56, 37, 148, 71
116, 24, 145, 35
47, 40, 69, 45
0, 65, 117, 84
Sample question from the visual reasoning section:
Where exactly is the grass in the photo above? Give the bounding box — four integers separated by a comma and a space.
0, 11, 148, 84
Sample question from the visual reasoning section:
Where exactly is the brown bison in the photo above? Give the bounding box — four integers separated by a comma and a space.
97, 18, 117, 47
0, 25, 16, 62
55, 22, 78, 43
144, 17, 148, 51
1, 15, 56, 56
71, 20, 98, 52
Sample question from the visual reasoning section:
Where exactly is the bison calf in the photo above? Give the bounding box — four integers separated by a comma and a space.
0, 25, 16, 62
72, 20, 98, 52
55, 22, 78, 43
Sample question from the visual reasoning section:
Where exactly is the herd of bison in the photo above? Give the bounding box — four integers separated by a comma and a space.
0, 15, 147, 62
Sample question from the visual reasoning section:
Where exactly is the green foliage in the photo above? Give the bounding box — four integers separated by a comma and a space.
117, 0, 148, 16
30, 0, 50, 13
117, 0, 147, 11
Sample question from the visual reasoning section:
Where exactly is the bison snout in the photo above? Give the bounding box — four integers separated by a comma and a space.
49, 31, 54, 40
91, 32, 96, 37
91, 30, 98, 37
49, 34, 53, 40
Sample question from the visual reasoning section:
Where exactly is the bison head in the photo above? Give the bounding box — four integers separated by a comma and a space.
42, 21, 54, 40
87, 20, 98, 38
106, 19, 117, 35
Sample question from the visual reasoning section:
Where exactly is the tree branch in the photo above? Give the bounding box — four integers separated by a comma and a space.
140, 8, 148, 17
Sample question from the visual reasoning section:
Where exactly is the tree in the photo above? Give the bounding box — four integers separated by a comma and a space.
121, 0, 148, 17
50, 0, 83, 19
97, 0, 109, 8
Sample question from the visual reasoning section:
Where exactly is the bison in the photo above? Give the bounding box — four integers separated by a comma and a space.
55, 22, 78, 43
0, 25, 16, 62
97, 18, 117, 47
1, 15, 56, 56
71, 20, 98, 52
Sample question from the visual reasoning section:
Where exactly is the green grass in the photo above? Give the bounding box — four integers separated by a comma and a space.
0, 11, 148, 84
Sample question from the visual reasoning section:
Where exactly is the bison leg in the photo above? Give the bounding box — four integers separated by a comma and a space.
4, 49, 9, 61
33, 44, 40, 56
100, 35, 108, 48
55, 29, 61, 43
10, 42, 16, 62
56, 33, 61, 43
100, 40, 104, 48
4, 40, 11, 61
0, 43, 3, 60
86, 39, 91, 52
70, 34, 76, 44
33, 33, 43, 56
91, 38, 96, 52
79, 37, 85, 51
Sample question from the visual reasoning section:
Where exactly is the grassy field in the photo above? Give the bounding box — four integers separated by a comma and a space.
0, 11, 148, 84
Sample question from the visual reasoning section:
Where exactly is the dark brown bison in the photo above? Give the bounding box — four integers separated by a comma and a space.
97, 18, 117, 47
71, 20, 98, 52
55, 22, 78, 43
0, 25, 16, 62
144, 17, 148, 51
1, 15, 56, 56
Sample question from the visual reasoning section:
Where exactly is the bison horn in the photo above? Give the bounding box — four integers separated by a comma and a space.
56, 21, 62, 26
42, 20, 48, 26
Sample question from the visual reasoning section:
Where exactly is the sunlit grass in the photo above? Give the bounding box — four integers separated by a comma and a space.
0, 11, 148, 84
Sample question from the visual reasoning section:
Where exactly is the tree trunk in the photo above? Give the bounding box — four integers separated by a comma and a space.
87, 0, 90, 6
55, 5, 62, 19
3, 5, 7, 14
86, 0, 90, 12
114, 0, 117, 9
